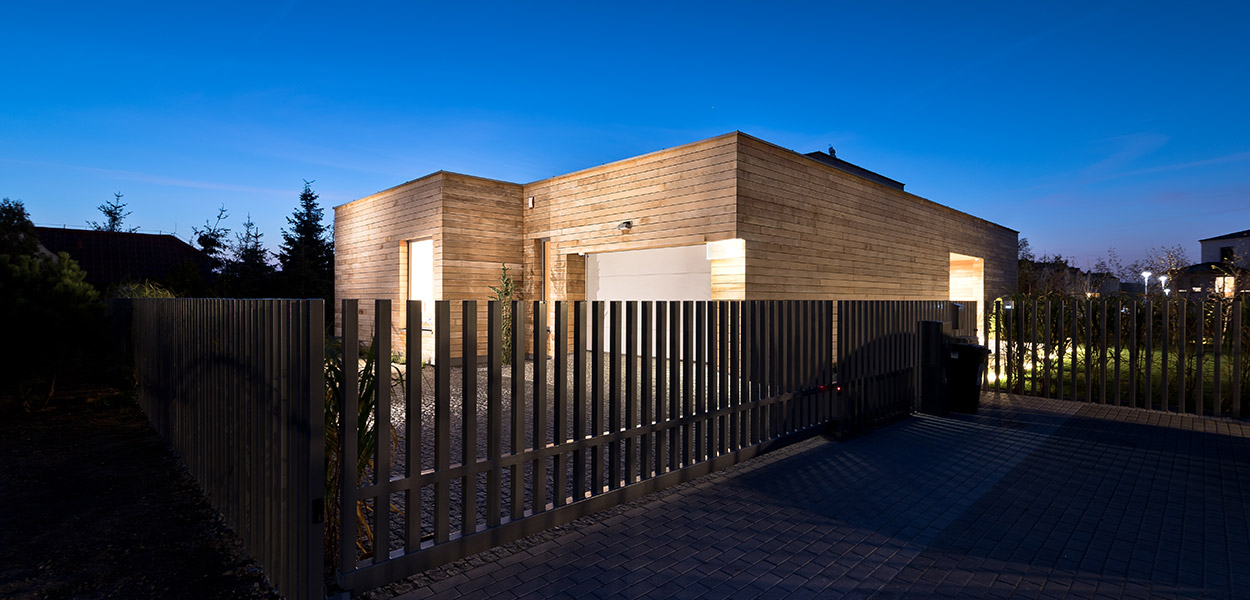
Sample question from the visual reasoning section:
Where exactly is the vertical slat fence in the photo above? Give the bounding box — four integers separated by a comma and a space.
129, 298, 325, 600
986, 293, 1248, 420
336, 299, 838, 593
835, 300, 977, 437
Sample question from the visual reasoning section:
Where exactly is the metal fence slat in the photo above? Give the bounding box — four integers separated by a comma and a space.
461, 300, 479, 535
486, 301, 502, 524
552, 301, 567, 507
532, 301, 548, 512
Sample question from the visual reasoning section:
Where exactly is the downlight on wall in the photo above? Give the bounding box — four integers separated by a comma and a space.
706, 238, 746, 260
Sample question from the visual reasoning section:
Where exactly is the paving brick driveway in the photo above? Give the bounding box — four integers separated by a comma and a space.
390, 393, 1250, 599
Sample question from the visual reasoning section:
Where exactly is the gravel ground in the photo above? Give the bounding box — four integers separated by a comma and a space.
0, 392, 280, 600
358, 356, 649, 559
349, 354, 778, 568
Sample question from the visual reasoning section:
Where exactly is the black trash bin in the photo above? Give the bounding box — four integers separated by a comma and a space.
947, 341, 990, 414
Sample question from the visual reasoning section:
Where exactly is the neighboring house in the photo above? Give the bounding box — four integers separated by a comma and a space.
1173, 228, 1249, 298
334, 131, 1018, 360
34, 226, 210, 292
1200, 229, 1250, 268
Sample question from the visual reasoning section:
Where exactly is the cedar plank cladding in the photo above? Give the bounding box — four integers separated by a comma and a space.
521, 133, 740, 304
440, 173, 524, 360
734, 134, 1016, 301
334, 131, 1018, 360
333, 171, 525, 358
334, 172, 443, 346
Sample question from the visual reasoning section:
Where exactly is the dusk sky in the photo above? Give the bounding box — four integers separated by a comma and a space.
3, 1, 1247, 269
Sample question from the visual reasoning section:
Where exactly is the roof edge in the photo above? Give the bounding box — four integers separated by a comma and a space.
734, 132, 1019, 235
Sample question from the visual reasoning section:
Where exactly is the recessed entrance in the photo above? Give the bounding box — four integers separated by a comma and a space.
408, 239, 434, 362
949, 252, 984, 341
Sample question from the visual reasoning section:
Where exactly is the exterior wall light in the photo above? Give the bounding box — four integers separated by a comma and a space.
617, 220, 632, 231
706, 238, 746, 260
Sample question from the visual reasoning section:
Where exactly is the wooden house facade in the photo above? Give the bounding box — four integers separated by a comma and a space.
334, 132, 1017, 360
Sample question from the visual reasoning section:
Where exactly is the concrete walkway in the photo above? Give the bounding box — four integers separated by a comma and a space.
388, 393, 1250, 599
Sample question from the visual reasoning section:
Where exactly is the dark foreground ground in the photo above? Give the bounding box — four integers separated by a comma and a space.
4, 390, 1248, 599
377, 393, 1250, 600
0, 391, 279, 600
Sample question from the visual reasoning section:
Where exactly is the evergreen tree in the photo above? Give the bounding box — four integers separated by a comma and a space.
192, 205, 231, 275
222, 214, 274, 297
277, 181, 334, 305
87, 192, 137, 232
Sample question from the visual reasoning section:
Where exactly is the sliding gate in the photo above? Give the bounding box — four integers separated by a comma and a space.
837, 300, 978, 436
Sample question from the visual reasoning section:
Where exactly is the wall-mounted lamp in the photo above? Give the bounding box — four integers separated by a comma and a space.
617, 220, 633, 231
527, 196, 535, 208
706, 238, 746, 260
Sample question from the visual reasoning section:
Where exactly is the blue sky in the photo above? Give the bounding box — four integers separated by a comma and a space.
3, 1, 1247, 268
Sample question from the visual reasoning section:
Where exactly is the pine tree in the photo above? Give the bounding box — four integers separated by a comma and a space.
278, 181, 334, 305
192, 205, 231, 275
222, 214, 274, 297
87, 192, 137, 232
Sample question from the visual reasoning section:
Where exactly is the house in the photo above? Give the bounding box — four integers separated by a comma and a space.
34, 226, 210, 293
1201, 228, 1250, 267
1173, 228, 1249, 297
333, 131, 1018, 360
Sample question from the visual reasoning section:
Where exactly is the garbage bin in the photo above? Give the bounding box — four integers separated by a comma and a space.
947, 342, 990, 414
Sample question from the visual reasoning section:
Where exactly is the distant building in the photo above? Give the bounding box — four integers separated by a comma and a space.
1174, 228, 1249, 297
1200, 229, 1250, 268
34, 227, 210, 292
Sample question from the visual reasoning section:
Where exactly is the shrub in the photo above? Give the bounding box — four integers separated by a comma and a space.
112, 280, 176, 299
0, 252, 107, 411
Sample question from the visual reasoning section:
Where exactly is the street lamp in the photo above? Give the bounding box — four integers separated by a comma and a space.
1142, 271, 1152, 294
1160, 274, 1170, 296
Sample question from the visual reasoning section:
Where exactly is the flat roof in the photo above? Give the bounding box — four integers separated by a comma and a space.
1200, 228, 1250, 242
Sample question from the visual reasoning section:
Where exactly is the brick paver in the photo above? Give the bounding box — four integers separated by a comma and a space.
388, 393, 1250, 599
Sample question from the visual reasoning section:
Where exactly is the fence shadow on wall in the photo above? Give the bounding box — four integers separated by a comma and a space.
125, 298, 325, 600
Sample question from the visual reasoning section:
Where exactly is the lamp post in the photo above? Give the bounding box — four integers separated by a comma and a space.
1142, 271, 1152, 295
1159, 274, 1169, 296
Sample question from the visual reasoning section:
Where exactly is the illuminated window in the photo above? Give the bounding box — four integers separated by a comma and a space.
408, 239, 434, 326
1215, 276, 1235, 298
949, 253, 984, 342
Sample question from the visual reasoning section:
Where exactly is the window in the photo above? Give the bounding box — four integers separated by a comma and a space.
1220, 246, 1234, 262
408, 239, 434, 327
1215, 275, 1235, 298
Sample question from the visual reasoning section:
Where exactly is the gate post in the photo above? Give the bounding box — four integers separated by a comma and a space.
917, 320, 948, 416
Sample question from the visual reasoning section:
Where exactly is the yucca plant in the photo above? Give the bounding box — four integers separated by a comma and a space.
324, 336, 405, 575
